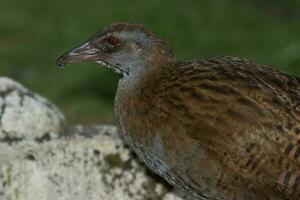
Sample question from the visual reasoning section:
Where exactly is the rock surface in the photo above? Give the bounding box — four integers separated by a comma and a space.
0, 77, 66, 142
0, 77, 182, 200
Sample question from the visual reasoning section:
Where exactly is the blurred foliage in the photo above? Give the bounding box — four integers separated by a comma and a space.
0, 0, 299, 124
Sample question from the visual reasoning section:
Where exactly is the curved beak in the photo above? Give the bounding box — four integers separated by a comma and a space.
56, 41, 102, 67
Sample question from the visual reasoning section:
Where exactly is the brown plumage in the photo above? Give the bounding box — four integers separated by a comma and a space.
57, 23, 300, 199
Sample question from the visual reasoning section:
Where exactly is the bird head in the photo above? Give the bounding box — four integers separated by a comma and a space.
56, 23, 174, 78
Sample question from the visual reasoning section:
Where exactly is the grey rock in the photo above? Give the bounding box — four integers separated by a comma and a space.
0, 77, 66, 142
0, 77, 183, 200
0, 125, 182, 200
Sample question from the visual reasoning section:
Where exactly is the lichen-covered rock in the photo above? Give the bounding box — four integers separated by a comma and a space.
0, 77, 66, 141
0, 77, 183, 200
0, 125, 182, 200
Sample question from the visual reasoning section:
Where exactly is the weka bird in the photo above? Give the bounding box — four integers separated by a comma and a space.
56, 23, 300, 200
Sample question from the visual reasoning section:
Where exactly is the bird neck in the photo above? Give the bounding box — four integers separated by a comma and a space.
114, 55, 176, 149
117, 53, 175, 96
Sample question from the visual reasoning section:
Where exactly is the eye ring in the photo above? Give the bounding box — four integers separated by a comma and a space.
107, 36, 120, 47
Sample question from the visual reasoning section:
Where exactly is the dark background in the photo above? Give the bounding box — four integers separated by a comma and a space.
1, 0, 299, 124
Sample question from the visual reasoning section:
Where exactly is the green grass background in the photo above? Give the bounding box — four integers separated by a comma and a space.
0, 0, 299, 124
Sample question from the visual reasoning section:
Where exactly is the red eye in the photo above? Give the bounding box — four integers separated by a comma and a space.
107, 36, 119, 46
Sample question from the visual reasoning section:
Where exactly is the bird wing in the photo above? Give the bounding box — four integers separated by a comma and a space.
160, 57, 300, 199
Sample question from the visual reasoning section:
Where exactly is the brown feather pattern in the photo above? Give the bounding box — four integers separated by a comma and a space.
115, 56, 300, 200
